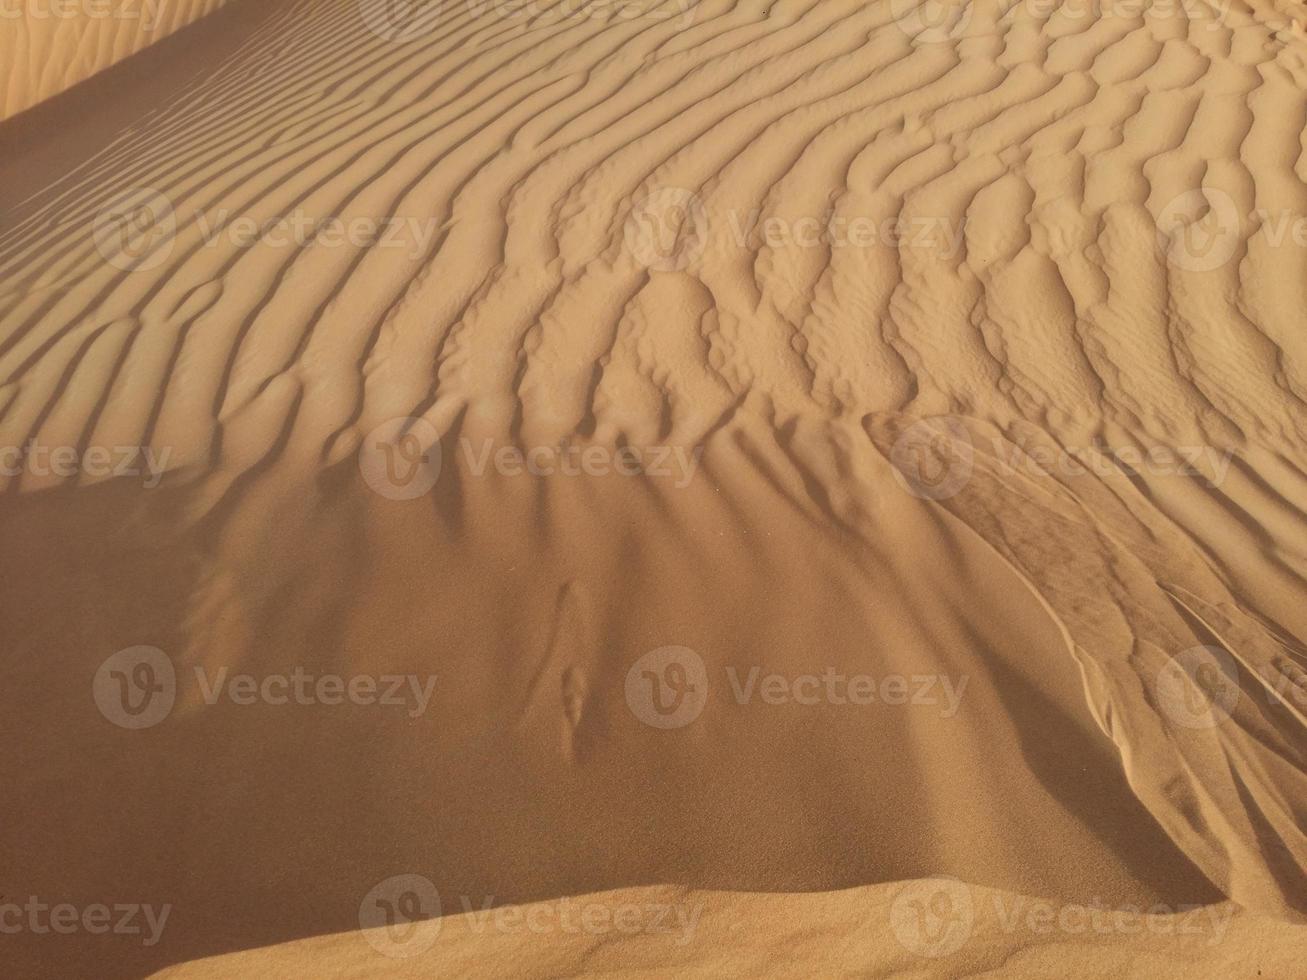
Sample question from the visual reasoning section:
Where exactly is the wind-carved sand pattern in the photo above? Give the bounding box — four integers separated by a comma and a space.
2, 0, 1307, 975
0, 0, 233, 119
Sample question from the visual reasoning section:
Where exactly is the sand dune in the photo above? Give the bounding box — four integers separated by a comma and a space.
0, 0, 234, 120
2, 0, 1306, 976
158, 881, 1307, 977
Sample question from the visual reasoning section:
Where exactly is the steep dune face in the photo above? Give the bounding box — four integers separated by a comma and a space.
2, 0, 1307, 976
0, 0, 231, 120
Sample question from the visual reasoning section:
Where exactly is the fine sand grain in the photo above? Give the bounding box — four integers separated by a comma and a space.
1, 0, 1306, 975
0, 0, 235, 120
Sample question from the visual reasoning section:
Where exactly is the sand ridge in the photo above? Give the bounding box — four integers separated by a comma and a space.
0, 0, 234, 120
1, 0, 1307, 975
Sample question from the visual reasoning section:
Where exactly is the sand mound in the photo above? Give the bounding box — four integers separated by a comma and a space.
155, 881, 1307, 977
1, 0, 1306, 976
0, 0, 233, 120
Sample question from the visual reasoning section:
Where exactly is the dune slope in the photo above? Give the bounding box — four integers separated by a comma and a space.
0, 0, 234, 120
1, 0, 1306, 976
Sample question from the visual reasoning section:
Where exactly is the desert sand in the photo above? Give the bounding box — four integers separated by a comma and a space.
1, 0, 1306, 976
0, 0, 234, 119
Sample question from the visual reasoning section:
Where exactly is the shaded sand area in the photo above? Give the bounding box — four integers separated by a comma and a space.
0, 0, 235, 120
1, 0, 1307, 975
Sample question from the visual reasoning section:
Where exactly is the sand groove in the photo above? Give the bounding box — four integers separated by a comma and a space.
2, 0, 1307, 974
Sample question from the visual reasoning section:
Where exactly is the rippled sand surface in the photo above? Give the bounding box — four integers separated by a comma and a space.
2, 0, 1306, 975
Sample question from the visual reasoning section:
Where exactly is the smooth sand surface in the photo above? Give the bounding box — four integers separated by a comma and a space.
1, 0, 1306, 976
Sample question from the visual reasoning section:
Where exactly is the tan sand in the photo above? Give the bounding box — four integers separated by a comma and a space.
0, 0, 235, 120
1, 0, 1306, 976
